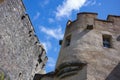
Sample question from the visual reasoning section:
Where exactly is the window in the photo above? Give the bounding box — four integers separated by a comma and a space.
103, 35, 112, 48
21, 15, 25, 20
38, 58, 42, 63
87, 25, 93, 30
36, 64, 38, 67
19, 73, 22, 77
42, 64, 45, 69
59, 40, 63, 45
65, 35, 71, 47
117, 35, 120, 41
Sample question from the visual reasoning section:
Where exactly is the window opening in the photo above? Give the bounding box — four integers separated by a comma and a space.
87, 25, 93, 30
38, 58, 42, 63
21, 15, 25, 20
65, 35, 71, 47
103, 35, 112, 48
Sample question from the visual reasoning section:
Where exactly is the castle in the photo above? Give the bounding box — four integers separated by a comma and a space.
34, 13, 120, 80
0, 0, 47, 80
0, 0, 120, 80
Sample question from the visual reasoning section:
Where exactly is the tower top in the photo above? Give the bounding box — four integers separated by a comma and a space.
65, 12, 120, 36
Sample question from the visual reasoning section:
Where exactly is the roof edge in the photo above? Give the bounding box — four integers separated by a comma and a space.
77, 12, 98, 15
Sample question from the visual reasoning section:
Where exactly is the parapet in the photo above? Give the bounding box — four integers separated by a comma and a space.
107, 15, 120, 24
77, 12, 98, 20
65, 12, 120, 35
107, 15, 120, 20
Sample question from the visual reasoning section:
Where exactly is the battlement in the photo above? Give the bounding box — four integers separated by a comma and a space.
77, 12, 98, 19
65, 12, 120, 36
107, 15, 120, 20
77, 12, 120, 21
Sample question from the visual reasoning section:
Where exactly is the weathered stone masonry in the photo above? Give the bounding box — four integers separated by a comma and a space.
34, 12, 120, 80
0, 0, 47, 80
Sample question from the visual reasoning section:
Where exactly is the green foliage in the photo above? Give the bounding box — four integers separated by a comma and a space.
0, 72, 4, 80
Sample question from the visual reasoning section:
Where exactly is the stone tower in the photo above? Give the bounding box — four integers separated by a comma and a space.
56, 12, 120, 80
35, 12, 120, 80
0, 0, 47, 80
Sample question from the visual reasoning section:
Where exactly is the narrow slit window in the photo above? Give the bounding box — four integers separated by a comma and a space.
38, 58, 42, 63
65, 35, 71, 47
87, 25, 93, 30
59, 40, 63, 45
21, 15, 25, 20
102, 35, 112, 48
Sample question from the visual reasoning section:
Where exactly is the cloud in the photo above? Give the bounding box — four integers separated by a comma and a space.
40, 26, 64, 40
40, 0, 50, 7
48, 18, 54, 23
47, 57, 56, 68
56, 0, 87, 18
33, 12, 40, 21
41, 41, 51, 52
84, 0, 99, 6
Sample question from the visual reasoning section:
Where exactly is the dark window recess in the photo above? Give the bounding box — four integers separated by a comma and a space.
103, 35, 112, 48
34, 41, 38, 45
28, 30, 32, 35
45, 56, 48, 60
117, 35, 120, 41
29, 30, 32, 33
21, 15, 25, 20
38, 54, 42, 58
59, 40, 63, 45
38, 58, 42, 63
42, 64, 45, 69
0, 35, 2, 39
87, 25, 93, 30
65, 35, 71, 47
19, 73, 22, 77
36, 64, 38, 67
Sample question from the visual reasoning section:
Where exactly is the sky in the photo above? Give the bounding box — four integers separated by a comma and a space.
23, 0, 120, 73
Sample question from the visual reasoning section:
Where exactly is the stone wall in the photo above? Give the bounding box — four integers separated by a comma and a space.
0, 0, 47, 80
56, 12, 120, 80
37, 12, 120, 80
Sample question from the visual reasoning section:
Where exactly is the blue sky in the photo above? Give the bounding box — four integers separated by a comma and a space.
23, 0, 120, 72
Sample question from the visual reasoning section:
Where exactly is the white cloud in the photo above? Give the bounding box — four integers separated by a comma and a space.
41, 41, 51, 52
84, 0, 98, 6
40, 26, 64, 40
40, 0, 50, 7
56, 0, 87, 18
33, 12, 40, 21
47, 57, 56, 68
48, 18, 54, 23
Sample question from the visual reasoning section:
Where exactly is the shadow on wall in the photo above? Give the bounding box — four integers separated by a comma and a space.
105, 62, 120, 80
78, 29, 91, 39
